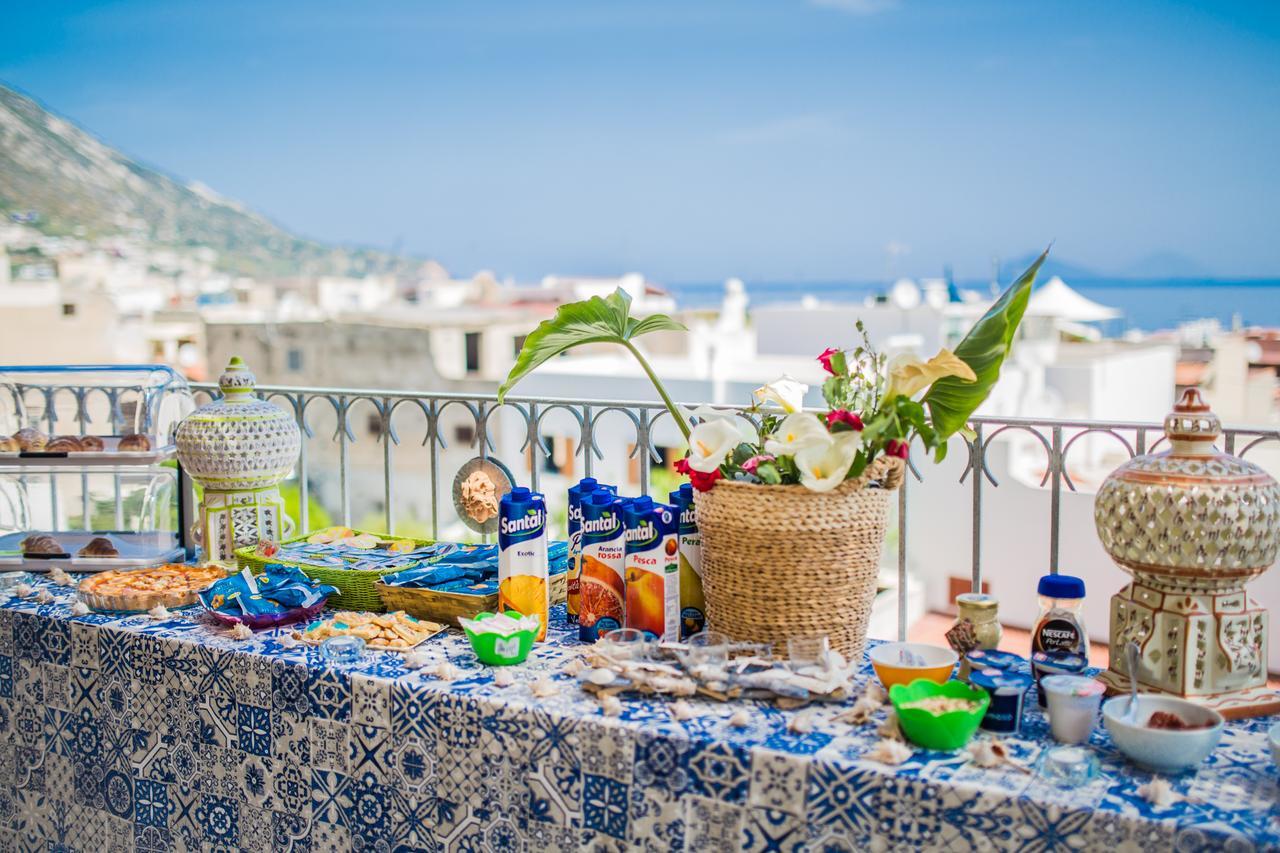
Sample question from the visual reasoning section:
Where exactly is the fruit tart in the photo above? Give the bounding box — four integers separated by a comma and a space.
78, 563, 229, 611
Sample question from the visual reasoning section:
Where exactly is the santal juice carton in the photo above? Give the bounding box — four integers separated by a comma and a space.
623, 497, 680, 642
670, 483, 705, 638
498, 486, 549, 641
566, 477, 611, 624
578, 490, 625, 643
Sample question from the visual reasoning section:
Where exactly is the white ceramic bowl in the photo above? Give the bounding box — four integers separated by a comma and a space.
868, 642, 958, 689
1102, 694, 1224, 774
1268, 722, 1280, 768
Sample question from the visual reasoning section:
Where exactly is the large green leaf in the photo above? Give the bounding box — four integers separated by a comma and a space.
922, 249, 1049, 439
498, 288, 686, 402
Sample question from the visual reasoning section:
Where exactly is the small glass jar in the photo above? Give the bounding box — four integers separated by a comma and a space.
1032, 575, 1088, 658
955, 593, 1002, 650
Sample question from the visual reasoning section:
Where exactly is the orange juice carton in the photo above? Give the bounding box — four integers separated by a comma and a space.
578, 490, 625, 643
623, 497, 680, 642
670, 483, 704, 639
566, 477, 612, 624
498, 487, 549, 641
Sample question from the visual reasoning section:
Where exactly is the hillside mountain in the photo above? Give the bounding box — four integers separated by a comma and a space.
0, 84, 434, 279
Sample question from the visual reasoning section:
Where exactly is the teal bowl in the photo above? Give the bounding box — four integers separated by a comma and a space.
890, 678, 990, 751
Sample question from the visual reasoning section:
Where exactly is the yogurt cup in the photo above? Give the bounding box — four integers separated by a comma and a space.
970, 668, 1033, 734
1041, 675, 1105, 744
962, 649, 1025, 682
1031, 650, 1088, 707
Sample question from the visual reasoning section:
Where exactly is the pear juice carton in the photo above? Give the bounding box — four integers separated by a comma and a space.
670, 483, 705, 639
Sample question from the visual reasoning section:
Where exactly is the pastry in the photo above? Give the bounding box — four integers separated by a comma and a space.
13, 428, 48, 452
117, 433, 152, 451
298, 610, 442, 650
78, 435, 105, 452
78, 564, 228, 611
21, 534, 67, 557
45, 436, 83, 453
77, 536, 120, 558
0, 436, 18, 452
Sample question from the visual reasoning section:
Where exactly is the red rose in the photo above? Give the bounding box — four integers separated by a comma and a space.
886, 439, 909, 459
674, 457, 692, 475
817, 347, 841, 375
688, 468, 723, 491
825, 409, 864, 431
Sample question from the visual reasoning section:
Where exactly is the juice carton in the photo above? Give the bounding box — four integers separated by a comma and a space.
578, 489, 625, 643
498, 486, 549, 641
623, 497, 680, 642
566, 477, 612, 624
670, 483, 705, 639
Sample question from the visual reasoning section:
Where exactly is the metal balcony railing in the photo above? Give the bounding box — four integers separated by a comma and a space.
190, 382, 1280, 641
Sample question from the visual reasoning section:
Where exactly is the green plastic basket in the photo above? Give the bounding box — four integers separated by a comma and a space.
462, 610, 537, 666
889, 678, 990, 751
234, 528, 433, 612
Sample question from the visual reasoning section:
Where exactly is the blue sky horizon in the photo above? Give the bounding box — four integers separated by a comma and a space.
3, 0, 1278, 283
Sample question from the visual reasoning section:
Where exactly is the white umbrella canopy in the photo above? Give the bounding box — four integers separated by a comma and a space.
1025, 276, 1121, 322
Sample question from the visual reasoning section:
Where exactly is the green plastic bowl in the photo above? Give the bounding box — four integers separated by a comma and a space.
462, 610, 536, 666
890, 678, 991, 751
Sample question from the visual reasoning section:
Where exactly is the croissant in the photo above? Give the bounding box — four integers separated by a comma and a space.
13, 428, 48, 452
78, 435, 105, 452
21, 534, 67, 556
78, 536, 120, 558
45, 436, 83, 453
117, 433, 152, 451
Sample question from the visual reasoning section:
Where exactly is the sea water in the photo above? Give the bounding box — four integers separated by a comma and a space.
497, 486, 549, 642
623, 497, 680, 642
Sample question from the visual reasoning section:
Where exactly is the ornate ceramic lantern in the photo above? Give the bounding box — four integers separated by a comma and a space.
1094, 389, 1280, 718
176, 357, 301, 561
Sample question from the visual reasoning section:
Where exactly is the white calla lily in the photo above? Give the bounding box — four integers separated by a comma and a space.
679, 404, 756, 441
686, 418, 746, 473
884, 349, 977, 401
795, 433, 861, 492
764, 412, 831, 458
753, 375, 809, 413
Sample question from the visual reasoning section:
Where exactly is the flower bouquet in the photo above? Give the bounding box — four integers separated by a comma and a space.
500, 251, 1047, 656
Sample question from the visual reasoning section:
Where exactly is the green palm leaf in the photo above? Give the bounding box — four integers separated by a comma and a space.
923, 249, 1049, 439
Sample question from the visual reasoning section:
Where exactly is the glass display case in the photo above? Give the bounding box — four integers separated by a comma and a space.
0, 365, 194, 571
0, 364, 194, 464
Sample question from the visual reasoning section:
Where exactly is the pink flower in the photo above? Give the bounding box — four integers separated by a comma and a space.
826, 410, 864, 431
886, 439, 909, 459
740, 454, 775, 474
817, 347, 841, 375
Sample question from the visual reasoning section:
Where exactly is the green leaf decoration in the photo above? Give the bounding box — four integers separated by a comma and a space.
922, 248, 1049, 440
498, 288, 686, 401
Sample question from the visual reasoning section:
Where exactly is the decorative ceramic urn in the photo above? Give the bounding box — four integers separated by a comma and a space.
176, 357, 301, 561
1094, 389, 1280, 718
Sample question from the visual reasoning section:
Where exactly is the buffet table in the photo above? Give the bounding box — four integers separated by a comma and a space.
2, 579, 1278, 852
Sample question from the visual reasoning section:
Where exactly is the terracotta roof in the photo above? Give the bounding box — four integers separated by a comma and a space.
1175, 362, 1207, 386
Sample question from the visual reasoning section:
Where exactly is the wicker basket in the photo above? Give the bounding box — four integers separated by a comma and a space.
692, 456, 903, 660
377, 571, 567, 627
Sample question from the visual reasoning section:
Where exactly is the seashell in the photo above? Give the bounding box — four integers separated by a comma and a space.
48, 567, 74, 586
966, 738, 1029, 773
862, 680, 887, 706
69, 600, 90, 616
277, 633, 299, 649
1137, 776, 1180, 809
35, 589, 55, 605
402, 651, 431, 670
586, 668, 618, 686
834, 695, 880, 725
728, 709, 751, 728
493, 669, 514, 688
600, 695, 622, 717
788, 709, 816, 735
562, 658, 586, 677
430, 662, 462, 681
865, 738, 913, 766
229, 622, 253, 641
877, 710, 902, 741
13, 583, 33, 598
531, 677, 559, 698
148, 604, 171, 620
669, 700, 697, 721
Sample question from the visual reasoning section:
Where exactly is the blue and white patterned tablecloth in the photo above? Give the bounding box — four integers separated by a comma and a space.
1, 577, 1278, 852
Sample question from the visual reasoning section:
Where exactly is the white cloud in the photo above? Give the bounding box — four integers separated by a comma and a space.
810, 0, 900, 15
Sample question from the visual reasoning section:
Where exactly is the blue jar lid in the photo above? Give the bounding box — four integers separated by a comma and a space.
965, 649, 1025, 671
971, 668, 1032, 692
1037, 574, 1085, 599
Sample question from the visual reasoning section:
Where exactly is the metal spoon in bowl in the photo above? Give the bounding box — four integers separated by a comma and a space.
1125, 641, 1141, 722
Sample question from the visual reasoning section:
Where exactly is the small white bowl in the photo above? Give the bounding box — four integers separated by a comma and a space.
1102, 694, 1224, 774
1268, 722, 1280, 768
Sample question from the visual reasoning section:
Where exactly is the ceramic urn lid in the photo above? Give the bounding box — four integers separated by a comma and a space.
1094, 389, 1280, 581
175, 357, 301, 491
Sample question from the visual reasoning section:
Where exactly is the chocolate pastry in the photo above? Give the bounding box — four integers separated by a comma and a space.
117, 433, 152, 451
77, 536, 120, 558
0, 435, 18, 452
45, 436, 83, 453
13, 428, 48, 452
21, 534, 67, 557
77, 435, 106, 452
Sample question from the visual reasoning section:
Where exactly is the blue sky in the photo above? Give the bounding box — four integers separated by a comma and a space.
3, 0, 1278, 282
